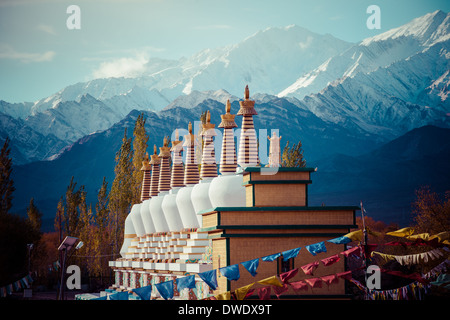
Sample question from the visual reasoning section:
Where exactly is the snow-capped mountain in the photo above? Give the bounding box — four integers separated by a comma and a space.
163, 89, 238, 111
1, 10, 449, 167
0, 113, 66, 164
295, 39, 450, 138
279, 10, 450, 100
21, 24, 352, 117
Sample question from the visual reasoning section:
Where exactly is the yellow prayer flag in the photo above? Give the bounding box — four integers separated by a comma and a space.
215, 291, 231, 300
344, 229, 363, 242
386, 227, 415, 238
235, 283, 254, 300
257, 276, 283, 287
371, 251, 395, 262
429, 231, 450, 244
407, 233, 431, 241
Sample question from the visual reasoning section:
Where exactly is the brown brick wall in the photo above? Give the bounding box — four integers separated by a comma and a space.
254, 184, 306, 206
219, 210, 354, 226
245, 171, 311, 181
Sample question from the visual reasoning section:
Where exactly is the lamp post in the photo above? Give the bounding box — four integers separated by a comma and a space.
57, 236, 82, 300
27, 243, 33, 274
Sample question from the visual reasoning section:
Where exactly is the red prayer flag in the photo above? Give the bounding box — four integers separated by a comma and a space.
321, 274, 339, 286
279, 268, 299, 284
273, 283, 289, 298
340, 246, 361, 257
336, 270, 353, 280
258, 286, 271, 300
321, 254, 340, 266
301, 261, 319, 275
304, 277, 322, 288
289, 280, 308, 292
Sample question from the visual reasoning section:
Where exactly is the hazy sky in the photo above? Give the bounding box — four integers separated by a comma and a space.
0, 0, 449, 103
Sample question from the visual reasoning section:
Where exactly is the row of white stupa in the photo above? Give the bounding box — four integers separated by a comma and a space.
114, 86, 267, 274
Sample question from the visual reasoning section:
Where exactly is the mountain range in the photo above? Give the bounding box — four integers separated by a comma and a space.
1, 10, 449, 231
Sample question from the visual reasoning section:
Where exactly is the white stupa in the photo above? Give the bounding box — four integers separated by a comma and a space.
161, 130, 185, 231
175, 122, 201, 229
138, 153, 156, 235
208, 87, 259, 208
148, 143, 170, 232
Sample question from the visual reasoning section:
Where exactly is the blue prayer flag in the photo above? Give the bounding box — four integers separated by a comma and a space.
305, 241, 327, 256
241, 258, 259, 277
132, 285, 152, 300
109, 291, 129, 300
282, 247, 301, 261
262, 252, 281, 262
327, 236, 352, 245
198, 269, 218, 290
155, 280, 174, 300
177, 275, 196, 291
219, 264, 240, 281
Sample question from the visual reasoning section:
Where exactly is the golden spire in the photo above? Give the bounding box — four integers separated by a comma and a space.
237, 85, 257, 116
149, 144, 161, 164
237, 85, 259, 167
158, 136, 171, 158
201, 110, 216, 136
219, 99, 237, 129
171, 129, 183, 149
140, 152, 151, 171
183, 122, 196, 147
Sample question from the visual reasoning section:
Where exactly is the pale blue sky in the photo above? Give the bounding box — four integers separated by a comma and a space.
0, 0, 449, 103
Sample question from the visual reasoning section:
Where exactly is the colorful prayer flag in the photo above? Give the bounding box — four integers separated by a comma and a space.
219, 264, 240, 281
155, 280, 174, 300
198, 269, 218, 290
262, 252, 281, 262
132, 285, 152, 300
282, 247, 301, 261
305, 242, 327, 256
177, 275, 196, 291
241, 258, 259, 277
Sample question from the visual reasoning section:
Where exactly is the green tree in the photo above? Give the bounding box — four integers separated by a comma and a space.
412, 186, 450, 234
54, 196, 65, 238
53, 176, 86, 239
0, 137, 15, 216
93, 177, 113, 281
95, 177, 109, 237
0, 138, 39, 286
27, 197, 43, 235
281, 140, 306, 167
63, 176, 85, 237
108, 128, 133, 255
131, 113, 149, 204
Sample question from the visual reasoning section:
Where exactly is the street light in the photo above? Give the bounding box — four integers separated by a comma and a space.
57, 236, 82, 300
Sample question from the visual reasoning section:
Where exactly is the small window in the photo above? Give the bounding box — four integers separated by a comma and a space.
277, 257, 294, 274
